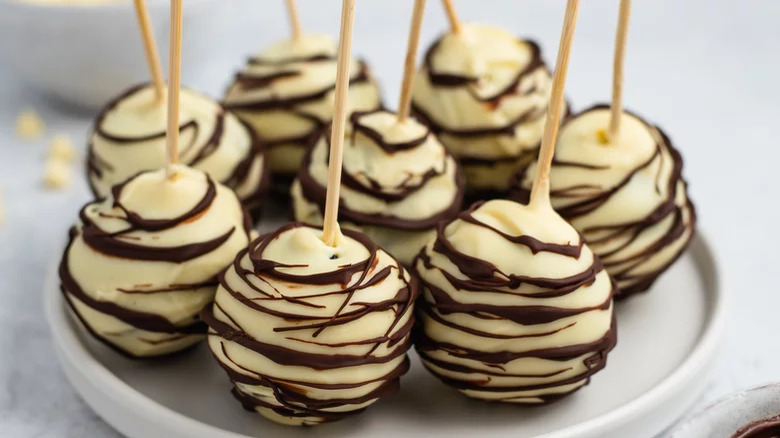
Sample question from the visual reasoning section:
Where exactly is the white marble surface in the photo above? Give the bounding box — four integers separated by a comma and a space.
1, 0, 779, 437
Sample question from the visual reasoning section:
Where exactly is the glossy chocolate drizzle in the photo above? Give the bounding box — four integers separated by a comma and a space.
203, 223, 419, 424
59, 171, 254, 358
86, 83, 269, 214
296, 110, 465, 231
411, 37, 549, 139
509, 105, 696, 297
731, 415, 780, 438
414, 203, 617, 402
224, 56, 381, 157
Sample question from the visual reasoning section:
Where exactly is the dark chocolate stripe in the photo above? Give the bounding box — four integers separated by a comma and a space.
225, 60, 373, 112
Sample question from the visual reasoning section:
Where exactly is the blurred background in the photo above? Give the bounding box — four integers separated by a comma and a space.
1, 0, 779, 436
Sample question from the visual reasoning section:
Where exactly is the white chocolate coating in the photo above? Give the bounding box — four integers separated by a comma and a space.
512, 107, 695, 296
291, 110, 463, 265
60, 165, 252, 357
224, 34, 382, 181
414, 199, 616, 403
411, 24, 562, 192
204, 223, 418, 426
88, 84, 269, 212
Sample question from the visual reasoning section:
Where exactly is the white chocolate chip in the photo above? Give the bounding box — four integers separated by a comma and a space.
43, 159, 72, 190
48, 135, 76, 162
16, 109, 45, 141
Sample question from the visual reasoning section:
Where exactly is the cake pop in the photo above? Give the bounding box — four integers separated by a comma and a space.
223, 0, 382, 191
509, 0, 695, 297
60, 165, 253, 357
87, 0, 269, 214
203, 0, 418, 425
87, 85, 270, 215
291, 0, 463, 265
61, 0, 254, 358
411, 1, 563, 197
415, 0, 617, 403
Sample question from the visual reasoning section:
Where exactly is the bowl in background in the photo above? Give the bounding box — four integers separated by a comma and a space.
0, 0, 238, 110
668, 383, 780, 437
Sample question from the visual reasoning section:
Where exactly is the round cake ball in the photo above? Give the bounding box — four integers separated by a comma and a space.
223, 34, 382, 188
291, 110, 464, 265
60, 165, 253, 358
87, 84, 270, 215
510, 106, 696, 297
414, 199, 617, 403
202, 223, 418, 426
411, 24, 563, 196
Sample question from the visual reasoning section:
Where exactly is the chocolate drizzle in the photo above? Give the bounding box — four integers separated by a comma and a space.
86, 83, 269, 216
411, 37, 549, 139
413, 201, 617, 403
295, 110, 465, 232
59, 170, 254, 357
203, 223, 419, 424
509, 105, 696, 298
731, 415, 780, 438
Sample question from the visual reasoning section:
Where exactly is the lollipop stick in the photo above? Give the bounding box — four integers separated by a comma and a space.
321, 0, 356, 246
165, 0, 183, 178
608, 0, 631, 141
441, 0, 462, 34
285, 0, 303, 42
397, 0, 426, 123
133, 0, 165, 102
529, 0, 580, 208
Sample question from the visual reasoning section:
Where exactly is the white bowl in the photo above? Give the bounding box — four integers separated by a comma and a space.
668, 383, 780, 438
0, 0, 236, 110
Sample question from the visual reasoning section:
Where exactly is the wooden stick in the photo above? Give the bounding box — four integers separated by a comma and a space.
165, 0, 183, 178
529, 0, 580, 208
321, 0, 356, 246
608, 0, 631, 141
133, 0, 165, 103
397, 0, 426, 122
441, 0, 462, 34
285, 0, 303, 42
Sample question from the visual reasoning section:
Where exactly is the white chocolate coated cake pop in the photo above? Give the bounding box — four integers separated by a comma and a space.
60, 165, 253, 357
414, 199, 617, 403
87, 84, 270, 215
510, 106, 696, 297
202, 223, 418, 425
411, 24, 563, 195
223, 34, 382, 188
291, 110, 464, 265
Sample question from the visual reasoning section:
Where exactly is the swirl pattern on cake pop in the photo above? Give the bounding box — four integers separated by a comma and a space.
223, 34, 382, 186
510, 106, 696, 297
291, 110, 464, 265
202, 223, 418, 426
414, 199, 617, 403
60, 165, 253, 358
87, 84, 270, 214
411, 24, 562, 194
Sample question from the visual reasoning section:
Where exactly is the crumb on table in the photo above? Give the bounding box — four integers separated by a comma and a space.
16, 109, 45, 141
43, 159, 72, 190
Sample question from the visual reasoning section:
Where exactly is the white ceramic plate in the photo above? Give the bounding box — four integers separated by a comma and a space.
45, 222, 726, 438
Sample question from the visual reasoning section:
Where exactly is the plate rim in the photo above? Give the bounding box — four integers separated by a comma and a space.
44, 229, 728, 438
